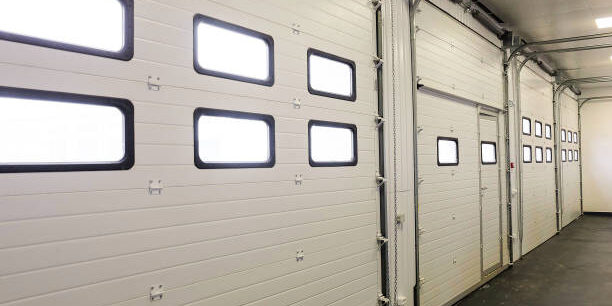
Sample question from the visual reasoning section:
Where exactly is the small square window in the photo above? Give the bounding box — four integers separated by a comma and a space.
0, 0, 134, 60
309, 120, 357, 167
573, 132, 578, 143
546, 147, 553, 163
574, 150, 579, 161
194, 108, 275, 169
437, 137, 459, 166
481, 141, 496, 165
561, 129, 566, 142
535, 146, 543, 163
523, 145, 532, 163
568, 131, 573, 143
307, 48, 356, 101
561, 149, 566, 162
194, 14, 274, 86
535, 121, 542, 138
522, 117, 531, 135
545, 124, 552, 139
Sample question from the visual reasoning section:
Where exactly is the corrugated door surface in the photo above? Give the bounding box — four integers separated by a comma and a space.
415, 2, 505, 306
0, 1, 381, 305
519, 68, 556, 255
560, 93, 581, 227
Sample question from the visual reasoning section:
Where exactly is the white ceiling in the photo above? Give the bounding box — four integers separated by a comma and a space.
480, 0, 612, 89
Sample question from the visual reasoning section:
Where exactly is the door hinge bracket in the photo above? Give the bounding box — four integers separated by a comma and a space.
373, 56, 384, 69
149, 285, 165, 302
375, 115, 386, 128
377, 233, 389, 246
377, 294, 390, 305
147, 76, 161, 91
376, 174, 387, 187
371, 0, 383, 10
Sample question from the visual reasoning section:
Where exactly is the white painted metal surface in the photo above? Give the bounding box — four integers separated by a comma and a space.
0, 1, 381, 305
560, 92, 581, 227
478, 111, 502, 275
519, 67, 556, 255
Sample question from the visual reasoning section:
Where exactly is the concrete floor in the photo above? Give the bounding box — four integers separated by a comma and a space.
457, 214, 612, 306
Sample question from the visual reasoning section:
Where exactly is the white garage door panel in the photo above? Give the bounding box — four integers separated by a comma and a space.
0, 1, 380, 305
417, 91, 481, 306
560, 93, 581, 227
520, 68, 556, 254
415, 2, 503, 110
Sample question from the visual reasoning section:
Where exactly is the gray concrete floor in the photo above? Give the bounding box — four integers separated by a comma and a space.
456, 214, 612, 306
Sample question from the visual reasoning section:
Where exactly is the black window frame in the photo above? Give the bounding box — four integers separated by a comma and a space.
193, 14, 275, 87
545, 124, 552, 139
0, 86, 134, 173
546, 147, 553, 163
523, 145, 532, 163
193, 107, 276, 169
307, 48, 357, 102
522, 117, 531, 136
480, 141, 497, 165
437, 137, 459, 166
535, 146, 543, 163
573, 132, 578, 143
0, 0, 134, 61
562, 149, 567, 162
561, 129, 566, 142
308, 120, 358, 167
534, 120, 543, 138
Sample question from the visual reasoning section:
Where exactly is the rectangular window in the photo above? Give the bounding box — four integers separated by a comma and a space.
437, 137, 459, 166
522, 117, 531, 135
194, 108, 275, 168
193, 14, 274, 86
481, 141, 497, 165
568, 130, 573, 143
546, 147, 553, 163
561, 129, 566, 142
523, 145, 532, 163
0, 0, 133, 60
545, 124, 552, 139
309, 120, 357, 167
307, 48, 356, 101
0, 86, 134, 173
574, 132, 578, 143
574, 150, 579, 161
535, 121, 542, 138
568, 149, 573, 162
535, 146, 543, 163
562, 149, 566, 162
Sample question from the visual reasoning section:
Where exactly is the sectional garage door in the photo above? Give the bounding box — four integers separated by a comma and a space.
560, 92, 581, 227
519, 68, 557, 255
415, 2, 506, 305
0, 1, 382, 305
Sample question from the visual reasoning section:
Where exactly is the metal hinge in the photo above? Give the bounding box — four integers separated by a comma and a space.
373, 56, 384, 69
148, 180, 163, 195
377, 294, 390, 305
376, 174, 387, 187
375, 115, 386, 128
377, 233, 389, 246
147, 76, 161, 91
149, 285, 165, 302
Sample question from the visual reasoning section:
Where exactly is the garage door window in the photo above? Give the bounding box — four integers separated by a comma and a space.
481, 141, 496, 165
535, 121, 542, 138
0, 0, 133, 60
568, 149, 573, 161
522, 117, 531, 135
561, 129, 566, 142
535, 146, 543, 163
309, 120, 357, 167
574, 150, 579, 161
194, 108, 275, 168
437, 137, 458, 166
545, 124, 552, 139
546, 147, 553, 163
568, 130, 573, 143
0, 86, 134, 173
562, 149, 566, 162
307, 48, 356, 101
194, 14, 274, 86
523, 145, 532, 163
573, 132, 578, 143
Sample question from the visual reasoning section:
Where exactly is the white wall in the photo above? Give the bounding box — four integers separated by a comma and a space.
581, 88, 612, 212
